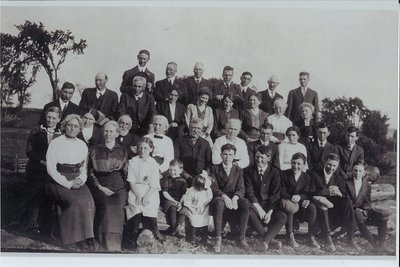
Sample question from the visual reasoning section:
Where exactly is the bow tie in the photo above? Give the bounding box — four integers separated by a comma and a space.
154, 135, 163, 139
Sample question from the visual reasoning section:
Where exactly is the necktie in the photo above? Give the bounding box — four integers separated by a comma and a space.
259, 170, 263, 180
97, 93, 103, 108
62, 104, 67, 113
169, 79, 173, 87
196, 79, 200, 84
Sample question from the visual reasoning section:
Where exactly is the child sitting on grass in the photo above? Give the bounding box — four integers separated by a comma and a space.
160, 159, 189, 236
175, 172, 213, 245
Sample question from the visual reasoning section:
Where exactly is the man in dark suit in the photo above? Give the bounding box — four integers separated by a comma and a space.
183, 62, 210, 105
244, 146, 286, 251
120, 49, 155, 94
285, 71, 319, 123
116, 115, 139, 159
247, 122, 279, 169
307, 122, 338, 172
280, 152, 319, 248
239, 71, 257, 101
337, 126, 365, 177
311, 153, 360, 251
79, 72, 118, 120
259, 75, 283, 114
345, 160, 391, 252
38, 82, 80, 126
153, 62, 186, 105
174, 118, 212, 178
209, 143, 250, 253
117, 76, 156, 136
210, 66, 241, 109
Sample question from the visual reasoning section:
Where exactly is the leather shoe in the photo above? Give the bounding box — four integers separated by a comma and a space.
269, 239, 282, 250
238, 239, 251, 251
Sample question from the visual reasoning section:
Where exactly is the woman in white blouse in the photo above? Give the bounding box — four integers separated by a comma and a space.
46, 114, 95, 249
267, 98, 293, 143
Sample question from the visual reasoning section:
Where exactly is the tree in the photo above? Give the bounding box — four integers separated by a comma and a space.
321, 96, 393, 174
1, 33, 39, 115
14, 21, 87, 101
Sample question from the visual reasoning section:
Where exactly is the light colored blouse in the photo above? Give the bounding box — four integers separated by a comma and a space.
185, 104, 214, 135
278, 142, 307, 171
267, 114, 293, 134
145, 133, 174, 173
46, 135, 88, 189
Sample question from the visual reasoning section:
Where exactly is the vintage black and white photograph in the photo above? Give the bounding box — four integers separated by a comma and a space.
1, 1, 398, 266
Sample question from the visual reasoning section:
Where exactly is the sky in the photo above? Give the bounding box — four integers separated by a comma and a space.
1, 1, 398, 127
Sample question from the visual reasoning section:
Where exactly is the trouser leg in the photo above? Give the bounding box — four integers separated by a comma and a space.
263, 210, 287, 244
166, 205, 178, 229
210, 197, 225, 237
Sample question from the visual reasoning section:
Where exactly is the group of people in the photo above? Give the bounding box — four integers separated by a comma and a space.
19, 49, 391, 254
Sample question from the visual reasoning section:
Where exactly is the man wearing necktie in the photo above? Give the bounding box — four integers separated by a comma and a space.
120, 49, 155, 93
183, 62, 210, 105
239, 71, 257, 103
285, 71, 320, 123
210, 66, 241, 109
306, 122, 338, 172
244, 145, 287, 252
154, 62, 186, 105
337, 126, 365, 177
116, 115, 139, 159
79, 73, 119, 120
259, 75, 284, 115
209, 143, 251, 253
38, 82, 80, 126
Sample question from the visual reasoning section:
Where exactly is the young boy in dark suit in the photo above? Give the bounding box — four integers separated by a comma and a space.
337, 126, 365, 177
209, 143, 250, 253
280, 152, 319, 248
345, 160, 392, 252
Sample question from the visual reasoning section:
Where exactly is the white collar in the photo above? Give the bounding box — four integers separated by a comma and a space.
134, 92, 144, 100
323, 169, 333, 183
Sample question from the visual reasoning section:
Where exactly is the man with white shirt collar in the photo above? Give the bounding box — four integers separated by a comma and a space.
307, 121, 338, 172
212, 118, 249, 169
311, 153, 360, 252
209, 143, 251, 252
285, 71, 320, 123
260, 75, 284, 114
183, 62, 210, 105
38, 82, 80, 126
154, 62, 186, 105
338, 126, 365, 177
210, 66, 241, 109
120, 49, 155, 94
244, 145, 286, 252
79, 73, 119, 120
117, 76, 156, 136
247, 122, 279, 168
239, 71, 257, 101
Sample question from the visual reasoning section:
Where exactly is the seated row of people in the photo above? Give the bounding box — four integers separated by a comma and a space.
20, 107, 390, 254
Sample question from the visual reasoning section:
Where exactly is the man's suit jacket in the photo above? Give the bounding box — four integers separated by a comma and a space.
247, 140, 279, 169
280, 170, 313, 201
116, 133, 139, 159
154, 78, 186, 104
209, 164, 245, 199
344, 178, 371, 210
38, 100, 80, 126
210, 81, 242, 109
239, 86, 257, 101
120, 66, 155, 93
79, 88, 118, 120
311, 169, 347, 198
337, 143, 365, 176
116, 92, 156, 136
259, 90, 283, 115
184, 77, 210, 105
307, 140, 338, 172
174, 135, 212, 177
244, 165, 281, 212
285, 87, 319, 123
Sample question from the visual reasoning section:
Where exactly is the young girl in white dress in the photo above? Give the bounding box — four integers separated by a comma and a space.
175, 173, 213, 245
125, 137, 165, 248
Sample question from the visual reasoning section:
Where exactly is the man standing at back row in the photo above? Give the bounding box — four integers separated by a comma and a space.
285, 71, 319, 123
79, 72, 118, 120
183, 62, 210, 105
120, 49, 155, 94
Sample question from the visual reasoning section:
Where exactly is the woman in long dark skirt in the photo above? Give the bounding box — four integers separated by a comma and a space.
46, 114, 95, 249
19, 106, 62, 233
87, 120, 128, 252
